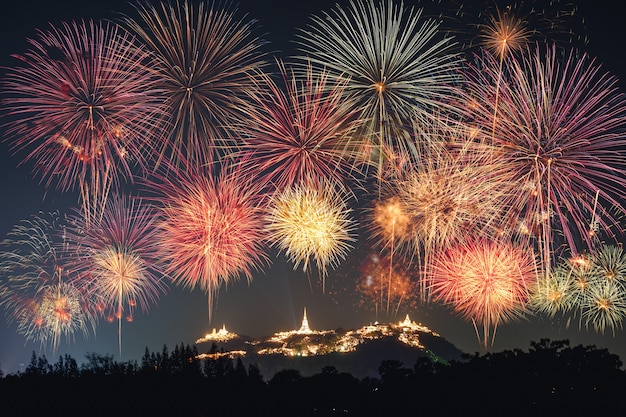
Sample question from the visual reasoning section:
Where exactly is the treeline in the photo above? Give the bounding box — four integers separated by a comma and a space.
0, 339, 624, 416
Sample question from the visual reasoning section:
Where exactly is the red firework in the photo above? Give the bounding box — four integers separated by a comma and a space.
429, 239, 538, 347
233, 60, 366, 195
1, 19, 167, 212
148, 162, 269, 320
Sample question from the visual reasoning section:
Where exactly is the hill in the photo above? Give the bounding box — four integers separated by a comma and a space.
195, 314, 465, 380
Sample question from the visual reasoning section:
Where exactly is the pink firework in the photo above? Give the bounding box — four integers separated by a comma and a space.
429, 239, 538, 347
233, 60, 366, 195
463, 44, 626, 270
64, 193, 168, 357
1, 19, 166, 213
149, 162, 269, 320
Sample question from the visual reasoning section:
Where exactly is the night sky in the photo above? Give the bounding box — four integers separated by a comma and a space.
1, 0, 625, 375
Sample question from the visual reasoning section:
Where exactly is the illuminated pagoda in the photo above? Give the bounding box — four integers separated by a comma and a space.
297, 307, 312, 334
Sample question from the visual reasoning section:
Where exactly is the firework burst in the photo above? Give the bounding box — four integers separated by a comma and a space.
0, 19, 166, 216
295, 0, 463, 178
463, 44, 626, 275
232, 60, 366, 195
147, 162, 269, 320
0, 212, 92, 352
530, 265, 577, 319
376, 130, 508, 301
121, 0, 269, 169
266, 182, 357, 291
580, 280, 626, 336
447, 0, 586, 57
578, 245, 626, 335
16, 282, 88, 353
64, 193, 168, 356
429, 239, 538, 347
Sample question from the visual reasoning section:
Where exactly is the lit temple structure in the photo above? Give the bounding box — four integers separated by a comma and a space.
195, 324, 239, 344
297, 307, 312, 334
195, 309, 442, 359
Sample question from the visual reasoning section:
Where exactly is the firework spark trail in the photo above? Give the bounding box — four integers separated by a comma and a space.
145, 160, 269, 322
295, 0, 463, 181
232, 59, 367, 196
369, 196, 412, 312
0, 19, 167, 220
0, 212, 92, 352
64, 193, 168, 357
266, 182, 357, 292
445, 0, 586, 56
121, 0, 269, 170
429, 239, 538, 347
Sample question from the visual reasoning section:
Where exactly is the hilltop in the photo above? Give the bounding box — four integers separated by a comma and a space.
195, 312, 465, 380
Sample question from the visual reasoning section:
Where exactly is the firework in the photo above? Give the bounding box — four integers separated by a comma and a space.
373, 130, 508, 300
367, 195, 413, 311
580, 280, 626, 336
295, 0, 463, 178
147, 161, 269, 320
590, 245, 626, 285
429, 239, 538, 347
399, 138, 505, 251
0, 212, 92, 352
0, 19, 166, 215
232, 60, 366, 195
354, 252, 419, 319
266, 182, 357, 291
446, 0, 586, 57
16, 282, 88, 353
463, 44, 626, 275
576, 245, 626, 334
529, 265, 577, 319
64, 193, 168, 356
121, 0, 269, 169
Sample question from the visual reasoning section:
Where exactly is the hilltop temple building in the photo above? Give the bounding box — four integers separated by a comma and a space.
195, 308, 442, 359
297, 308, 312, 334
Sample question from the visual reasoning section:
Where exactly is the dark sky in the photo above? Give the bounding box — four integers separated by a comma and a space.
0, 0, 625, 375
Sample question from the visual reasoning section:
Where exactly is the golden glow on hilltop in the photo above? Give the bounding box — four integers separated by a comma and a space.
195, 324, 239, 344
195, 309, 441, 360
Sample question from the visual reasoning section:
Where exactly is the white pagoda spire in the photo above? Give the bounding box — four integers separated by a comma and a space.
297, 307, 312, 334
